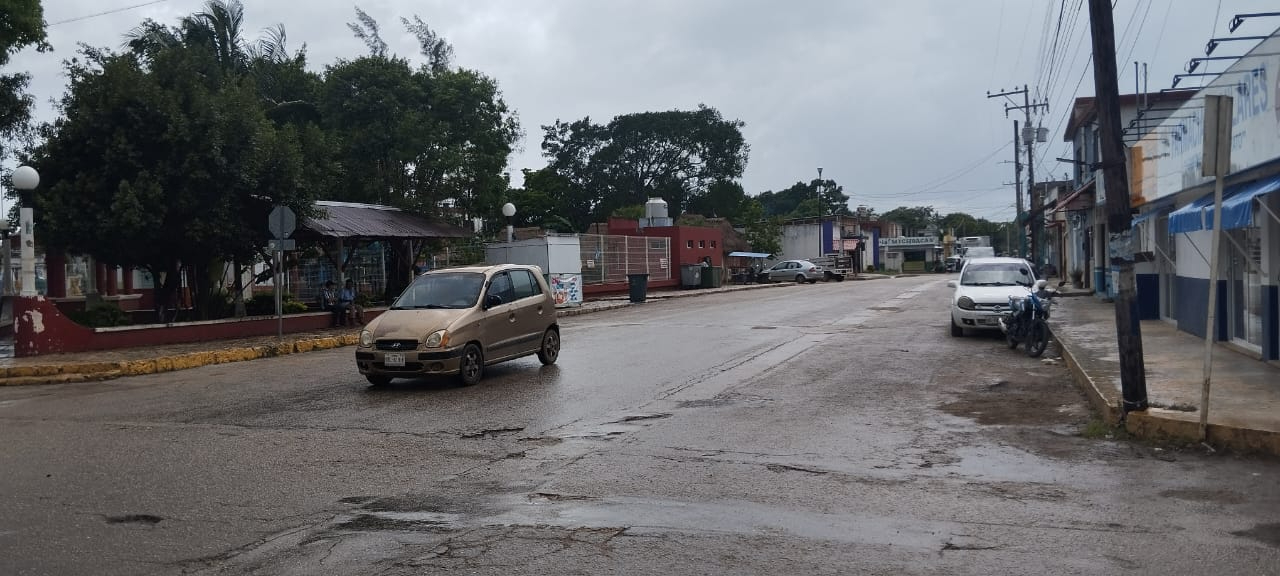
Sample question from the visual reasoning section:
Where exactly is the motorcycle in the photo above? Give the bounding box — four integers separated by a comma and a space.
998, 279, 1064, 358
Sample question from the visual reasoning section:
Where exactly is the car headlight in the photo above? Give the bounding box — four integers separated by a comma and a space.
957, 296, 976, 310
359, 330, 374, 348
424, 330, 449, 348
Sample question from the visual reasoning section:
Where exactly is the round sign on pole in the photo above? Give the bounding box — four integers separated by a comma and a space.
269, 205, 296, 239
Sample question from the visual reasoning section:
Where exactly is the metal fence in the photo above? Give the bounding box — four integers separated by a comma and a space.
579, 234, 671, 285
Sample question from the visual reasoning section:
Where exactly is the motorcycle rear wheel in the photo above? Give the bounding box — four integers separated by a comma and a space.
1025, 319, 1048, 358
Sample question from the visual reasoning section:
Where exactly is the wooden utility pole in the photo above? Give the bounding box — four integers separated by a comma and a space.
1087, 0, 1147, 413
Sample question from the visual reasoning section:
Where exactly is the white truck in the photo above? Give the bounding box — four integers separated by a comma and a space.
810, 254, 853, 282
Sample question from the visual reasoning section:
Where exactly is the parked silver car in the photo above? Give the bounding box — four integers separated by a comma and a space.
761, 260, 823, 284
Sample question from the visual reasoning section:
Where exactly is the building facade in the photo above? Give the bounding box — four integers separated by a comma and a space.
1124, 28, 1280, 362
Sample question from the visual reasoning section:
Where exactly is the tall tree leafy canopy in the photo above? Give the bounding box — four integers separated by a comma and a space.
31, 1, 328, 317
755, 179, 850, 219
540, 106, 748, 231
1, 0, 50, 161
323, 9, 520, 225
880, 206, 938, 235
28, 1, 521, 317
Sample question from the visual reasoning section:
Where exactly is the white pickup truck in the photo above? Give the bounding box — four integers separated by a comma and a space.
810, 254, 853, 281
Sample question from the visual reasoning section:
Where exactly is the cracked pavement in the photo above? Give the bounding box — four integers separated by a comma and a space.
1, 276, 1278, 575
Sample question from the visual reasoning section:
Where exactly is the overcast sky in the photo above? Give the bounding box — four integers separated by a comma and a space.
12, 0, 1280, 221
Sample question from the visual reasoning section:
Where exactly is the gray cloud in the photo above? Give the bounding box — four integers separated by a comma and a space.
12, 0, 1280, 220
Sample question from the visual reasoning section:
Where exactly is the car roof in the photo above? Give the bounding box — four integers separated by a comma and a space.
427, 264, 542, 275
962, 257, 1030, 265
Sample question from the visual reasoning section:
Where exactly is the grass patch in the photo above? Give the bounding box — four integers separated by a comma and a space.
1080, 419, 1131, 440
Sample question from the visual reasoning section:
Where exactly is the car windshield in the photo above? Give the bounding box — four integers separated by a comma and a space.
391, 272, 485, 309
960, 263, 1032, 287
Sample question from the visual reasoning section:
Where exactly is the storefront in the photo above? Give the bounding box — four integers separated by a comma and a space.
1130, 28, 1280, 362
879, 236, 941, 273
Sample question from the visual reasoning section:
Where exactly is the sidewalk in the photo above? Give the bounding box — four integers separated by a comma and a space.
1050, 297, 1280, 455
0, 282, 793, 386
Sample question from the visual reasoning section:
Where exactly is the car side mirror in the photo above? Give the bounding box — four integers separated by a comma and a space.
946, 280, 957, 288
485, 294, 503, 309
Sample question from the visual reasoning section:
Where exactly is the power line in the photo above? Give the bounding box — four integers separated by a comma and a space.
49, 0, 169, 26
1119, 0, 1155, 70
886, 141, 1014, 198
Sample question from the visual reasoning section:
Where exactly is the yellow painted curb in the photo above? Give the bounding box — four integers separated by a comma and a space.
0, 332, 362, 386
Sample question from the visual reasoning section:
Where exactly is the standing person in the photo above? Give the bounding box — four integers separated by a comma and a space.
412, 257, 428, 276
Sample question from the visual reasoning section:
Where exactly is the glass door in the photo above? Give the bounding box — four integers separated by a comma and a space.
1227, 226, 1263, 352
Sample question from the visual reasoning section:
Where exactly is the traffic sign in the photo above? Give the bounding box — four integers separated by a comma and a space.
268, 239, 296, 252
268, 205, 296, 239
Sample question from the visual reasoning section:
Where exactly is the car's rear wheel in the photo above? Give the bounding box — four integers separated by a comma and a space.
795, 274, 806, 283
950, 318, 963, 337
459, 343, 484, 386
537, 327, 560, 365
365, 375, 391, 387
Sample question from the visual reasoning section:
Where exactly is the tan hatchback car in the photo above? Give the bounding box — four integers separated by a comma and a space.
355, 264, 561, 386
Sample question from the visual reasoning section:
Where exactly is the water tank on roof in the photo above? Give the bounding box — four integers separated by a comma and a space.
645, 198, 669, 220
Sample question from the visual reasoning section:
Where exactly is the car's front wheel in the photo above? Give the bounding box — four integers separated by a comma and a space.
537, 327, 560, 365
950, 317, 963, 337
458, 343, 484, 386
365, 374, 392, 387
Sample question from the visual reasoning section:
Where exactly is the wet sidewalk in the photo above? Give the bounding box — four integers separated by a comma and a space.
0, 282, 793, 385
1050, 297, 1280, 455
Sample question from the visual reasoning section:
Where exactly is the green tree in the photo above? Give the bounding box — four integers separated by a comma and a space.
686, 180, 749, 220
880, 206, 938, 235
757, 178, 849, 218
541, 105, 748, 229
739, 199, 781, 255
0, 0, 50, 162
31, 35, 318, 319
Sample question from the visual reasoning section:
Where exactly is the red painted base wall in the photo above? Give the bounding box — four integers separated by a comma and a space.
13, 296, 383, 357
582, 278, 678, 297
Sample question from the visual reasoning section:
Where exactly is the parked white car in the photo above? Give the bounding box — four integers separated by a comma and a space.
947, 257, 1037, 337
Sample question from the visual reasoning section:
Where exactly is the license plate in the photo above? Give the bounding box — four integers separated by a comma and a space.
384, 352, 406, 367
978, 318, 998, 325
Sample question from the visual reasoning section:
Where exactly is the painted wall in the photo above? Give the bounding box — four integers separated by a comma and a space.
14, 296, 385, 357
780, 223, 822, 262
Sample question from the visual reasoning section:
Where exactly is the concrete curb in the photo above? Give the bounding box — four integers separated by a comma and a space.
1051, 323, 1123, 425
1050, 323, 1280, 456
0, 281, 787, 386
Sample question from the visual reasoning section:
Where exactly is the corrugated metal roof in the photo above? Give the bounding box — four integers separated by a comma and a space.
302, 201, 472, 239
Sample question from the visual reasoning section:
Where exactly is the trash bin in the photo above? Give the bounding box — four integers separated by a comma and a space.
627, 273, 649, 303
700, 266, 723, 288
680, 264, 702, 288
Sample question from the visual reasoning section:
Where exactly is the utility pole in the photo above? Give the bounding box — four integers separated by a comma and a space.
1087, 0, 1147, 413
988, 86, 1046, 260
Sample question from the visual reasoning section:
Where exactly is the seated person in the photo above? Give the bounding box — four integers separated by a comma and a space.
340, 279, 364, 324
319, 281, 337, 313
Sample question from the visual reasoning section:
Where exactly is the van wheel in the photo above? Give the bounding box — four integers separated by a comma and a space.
459, 344, 484, 386
950, 319, 963, 337
537, 328, 560, 365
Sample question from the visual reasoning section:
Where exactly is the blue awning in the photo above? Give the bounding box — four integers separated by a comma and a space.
727, 251, 772, 258
1220, 173, 1280, 230
1167, 173, 1280, 234
1167, 193, 1215, 234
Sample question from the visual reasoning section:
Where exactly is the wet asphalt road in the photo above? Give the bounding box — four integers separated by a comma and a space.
1, 276, 1278, 575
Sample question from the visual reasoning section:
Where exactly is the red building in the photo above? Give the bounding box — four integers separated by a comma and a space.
606, 217, 724, 267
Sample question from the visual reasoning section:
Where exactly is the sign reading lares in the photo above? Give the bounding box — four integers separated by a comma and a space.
1134, 31, 1280, 204
879, 236, 936, 247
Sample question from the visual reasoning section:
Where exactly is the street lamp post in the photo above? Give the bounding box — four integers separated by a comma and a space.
816, 167, 824, 257
501, 202, 516, 243
12, 166, 38, 297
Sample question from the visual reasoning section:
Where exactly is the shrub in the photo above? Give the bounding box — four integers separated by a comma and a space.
245, 292, 309, 316
67, 304, 131, 328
